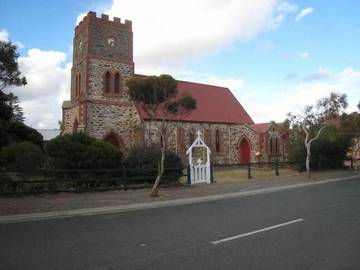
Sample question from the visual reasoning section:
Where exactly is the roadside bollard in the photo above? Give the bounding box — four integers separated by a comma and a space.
247, 162, 252, 179
275, 158, 279, 176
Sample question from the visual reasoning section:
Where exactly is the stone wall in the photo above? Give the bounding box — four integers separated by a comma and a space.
88, 59, 133, 100
89, 24, 131, 60
62, 105, 79, 134
86, 101, 141, 150
229, 125, 258, 163
255, 125, 289, 163
143, 121, 260, 165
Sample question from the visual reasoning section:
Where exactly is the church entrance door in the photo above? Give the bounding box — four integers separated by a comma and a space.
104, 134, 119, 148
104, 132, 125, 152
239, 138, 251, 164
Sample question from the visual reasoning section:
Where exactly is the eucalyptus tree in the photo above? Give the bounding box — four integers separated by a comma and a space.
288, 92, 348, 179
126, 74, 196, 196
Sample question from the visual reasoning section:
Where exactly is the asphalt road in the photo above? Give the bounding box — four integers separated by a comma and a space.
1, 177, 360, 270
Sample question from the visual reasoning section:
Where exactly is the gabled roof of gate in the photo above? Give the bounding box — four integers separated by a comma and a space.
134, 76, 254, 124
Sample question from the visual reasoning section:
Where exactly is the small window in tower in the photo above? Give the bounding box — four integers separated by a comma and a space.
104, 72, 111, 94
107, 37, 116, 47
114, 73, 120, 94
215, 129, 221, 153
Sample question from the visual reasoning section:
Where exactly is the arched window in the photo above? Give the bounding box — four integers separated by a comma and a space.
114, 73, 120, 94
215, 129, 221, 152
270, 137, 279, 155
189, 129, 195, 145
104, 72, 111, 94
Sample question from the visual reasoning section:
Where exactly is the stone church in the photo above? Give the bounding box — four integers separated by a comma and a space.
62, 11, 289, 165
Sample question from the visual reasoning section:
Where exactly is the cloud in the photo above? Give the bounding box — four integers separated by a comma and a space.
284, 72, 298, 81
256, 40, 274, 53
0, 29, 9, 41
282, 67, 360, 120
283, 51, 309, 60
241, 67, 360, 123
268, 1, 297, 30
295, 7, 314, 22
302, 67, 334, 82
76, 12, 87, 25
0, 28, 24, 49
1, 30, 71, 128
297, 51, 309, 59
9, 49, 72, 128
103, 0, 297, 71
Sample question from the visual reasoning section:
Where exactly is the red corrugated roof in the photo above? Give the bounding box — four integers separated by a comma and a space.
134, 78, 254, 124
249, 123, 271, 133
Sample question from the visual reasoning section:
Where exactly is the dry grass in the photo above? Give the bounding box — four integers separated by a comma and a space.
213, 167, 301, 183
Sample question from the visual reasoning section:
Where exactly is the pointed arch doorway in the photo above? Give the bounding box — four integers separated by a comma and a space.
104, 132, 125, 152
239, 138, 251, 164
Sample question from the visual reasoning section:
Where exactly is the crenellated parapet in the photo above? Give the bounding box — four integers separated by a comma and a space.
75, 11, 132, 35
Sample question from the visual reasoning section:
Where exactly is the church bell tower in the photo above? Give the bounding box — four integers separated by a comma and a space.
62, 11, 141, 150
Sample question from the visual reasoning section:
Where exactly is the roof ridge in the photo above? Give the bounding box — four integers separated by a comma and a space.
134, 73, 229, 90
176, 79, 229, 90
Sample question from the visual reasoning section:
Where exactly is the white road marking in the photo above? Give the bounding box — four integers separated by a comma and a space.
211, 218, 304, 245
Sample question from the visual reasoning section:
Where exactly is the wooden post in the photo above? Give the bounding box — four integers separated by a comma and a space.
247, 162, 252, 179
187, 165, 191, 185
275, 158, 279, 176
210, 162, 214, 183
122, 167, 127, 189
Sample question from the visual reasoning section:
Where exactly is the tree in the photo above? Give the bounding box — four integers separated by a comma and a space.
0, 40, 32, 149
288, 92, 348, 179
126, 74, 196, 196
0, 41, 26, 91
0, 40, 26, 123
341, 103, 360, 162
1, 92, 24, 122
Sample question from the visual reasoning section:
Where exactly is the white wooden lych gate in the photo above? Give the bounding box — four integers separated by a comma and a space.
186, 130, 211, 185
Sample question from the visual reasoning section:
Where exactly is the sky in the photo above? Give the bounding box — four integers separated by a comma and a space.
1, 0, 360, 129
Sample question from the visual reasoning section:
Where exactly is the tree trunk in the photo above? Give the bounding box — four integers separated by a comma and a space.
306, 144, 311, 180
150, 148, 165, 197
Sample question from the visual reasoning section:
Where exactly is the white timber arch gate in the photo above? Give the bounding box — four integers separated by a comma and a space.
186, 130, 212, 185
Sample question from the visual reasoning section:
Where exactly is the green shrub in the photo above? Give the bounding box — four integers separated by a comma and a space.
45, 133, 123, 169
1, 141, 44, 171
125, 144, 183, 184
